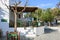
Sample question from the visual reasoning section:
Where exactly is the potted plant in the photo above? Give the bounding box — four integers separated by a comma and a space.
6, 31, 20, 40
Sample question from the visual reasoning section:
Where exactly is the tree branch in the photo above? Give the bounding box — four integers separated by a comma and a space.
21, 0, 28, 12
0, 0, 10, 9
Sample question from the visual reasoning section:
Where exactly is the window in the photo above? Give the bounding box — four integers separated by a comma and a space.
1, 19, 7, 22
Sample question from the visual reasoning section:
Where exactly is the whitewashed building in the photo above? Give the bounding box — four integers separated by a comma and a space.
0, 0, 44, 38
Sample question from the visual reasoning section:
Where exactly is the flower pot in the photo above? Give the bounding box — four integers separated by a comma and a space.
7, 32, 20, 40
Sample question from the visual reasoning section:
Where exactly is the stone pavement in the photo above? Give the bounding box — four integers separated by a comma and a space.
0, 27, 60, 40
0, 35, 33, 40
34, 31, 60, 40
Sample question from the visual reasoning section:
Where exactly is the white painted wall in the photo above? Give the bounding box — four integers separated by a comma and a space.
36, 27, 44, 36
0, 0, 9, 36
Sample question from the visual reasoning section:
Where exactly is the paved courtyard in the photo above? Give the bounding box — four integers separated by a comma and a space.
34, 31, 60, 40
0, 27, 60, 40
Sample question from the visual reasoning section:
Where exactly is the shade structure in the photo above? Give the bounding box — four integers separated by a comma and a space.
10, 6, 38, 12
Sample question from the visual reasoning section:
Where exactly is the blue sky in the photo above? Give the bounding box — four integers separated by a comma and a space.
10, 0, 60, 9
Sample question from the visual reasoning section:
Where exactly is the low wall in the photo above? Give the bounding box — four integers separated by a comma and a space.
0, 26, 44, 37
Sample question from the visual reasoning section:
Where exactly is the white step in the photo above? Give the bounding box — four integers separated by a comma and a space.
28, 32, 35, 34
25, 34, 36, 38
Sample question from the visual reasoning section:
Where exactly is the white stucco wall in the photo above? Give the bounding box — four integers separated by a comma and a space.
0, 0, 9, 36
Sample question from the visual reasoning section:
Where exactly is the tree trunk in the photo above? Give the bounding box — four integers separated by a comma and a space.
48, 22, 51, 27
14, 10, 17, 32
21, 13, 23, 18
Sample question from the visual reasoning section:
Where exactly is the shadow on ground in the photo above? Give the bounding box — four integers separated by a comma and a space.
44, 28, 57, 33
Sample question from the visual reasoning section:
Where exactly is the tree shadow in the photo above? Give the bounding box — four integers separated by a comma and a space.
44, 28, 57, 34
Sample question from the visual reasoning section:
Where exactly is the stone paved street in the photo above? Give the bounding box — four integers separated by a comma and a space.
34, 31, 60, 40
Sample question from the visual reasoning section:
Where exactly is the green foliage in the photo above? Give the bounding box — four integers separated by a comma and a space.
24, 9, 42, 21
34, 9, 42, 20
32, 21, 38, 27
24, 13, 30, 18
8, 33, 18, 40
40, 8, 54, 22
17, 20, 24, 27
24, 8, 55, 26
52, 8, 60, 17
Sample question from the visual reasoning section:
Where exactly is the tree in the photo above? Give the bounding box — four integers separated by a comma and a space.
34, 9, 42, 20
51, 2, 60, 24
40, 8, 54, 26
52, 8, 58, 16
1, 0, 28, 32
53, 1, 60, 16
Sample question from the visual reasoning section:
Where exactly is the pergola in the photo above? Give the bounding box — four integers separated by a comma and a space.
10, 6, 38, 12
